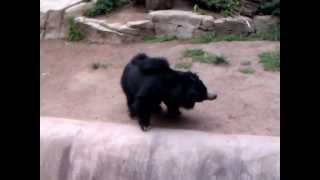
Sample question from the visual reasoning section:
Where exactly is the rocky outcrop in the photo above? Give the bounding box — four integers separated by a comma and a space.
41, 117, 280, 180
74, 17, 154, 44
150, 10, 254, 39
40, 0, 96, 39
253, 15, 280, 34
212, 16, 255, 35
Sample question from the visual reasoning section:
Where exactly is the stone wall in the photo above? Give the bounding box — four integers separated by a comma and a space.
40, 117, 280, 180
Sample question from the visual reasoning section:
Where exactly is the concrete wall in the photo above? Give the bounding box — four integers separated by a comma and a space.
40, 117, 280, 180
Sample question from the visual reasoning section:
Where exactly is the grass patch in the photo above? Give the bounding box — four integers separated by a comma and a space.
239, 67, 255, 74
191, 33, 216, 44
175, 62, 193, 70
144, 35, 178, 43
183, 48, 229, 65
259, 50, 280, 71
190, 26, 280, 44
91, 62, 110, 70
67, 17, 85, 42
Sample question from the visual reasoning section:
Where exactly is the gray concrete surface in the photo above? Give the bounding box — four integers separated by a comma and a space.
40, 117, 280, 180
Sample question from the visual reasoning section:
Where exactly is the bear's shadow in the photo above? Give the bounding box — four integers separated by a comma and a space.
145, 108, 222, 131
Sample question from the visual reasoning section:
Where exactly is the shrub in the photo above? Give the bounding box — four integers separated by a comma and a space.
195, 0, 241, 16
67, 17, 85, 42
85, 0, 130, 17
191, 33, 216, 44
239, 67, 255, 74
258, 0, 280, 17
183, 48, 229, 65
144, 35, 178, 43
259, 49, 280, 71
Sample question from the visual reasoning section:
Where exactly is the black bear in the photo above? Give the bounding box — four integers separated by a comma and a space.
121, 53, 217, 131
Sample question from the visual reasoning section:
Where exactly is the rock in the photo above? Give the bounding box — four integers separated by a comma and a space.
74, 17, 151, 44
213, 16, 255, 35
240, 0, 260, 17
253, 15, 280, 33
126, 20, 154, 30
64, 1, 96, 18
43, 10, 65, 39
150, 10, 210, 38
40, 0, 96, 39
40, 12, 47, 30
41, 117, 280, 180
200, 16, 215, 30
150, 10, 204, 27
145, 0, 173, 10
75, 17, 124, 44
150, 10, 255, 38
125, 20, 155, 36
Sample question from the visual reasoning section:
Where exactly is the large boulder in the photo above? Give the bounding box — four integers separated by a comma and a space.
213, 16, 255, 35
253, 15, 280, 34
149, 10, 255, 38
40, 117, 280, 180
150, 10, 208, 38
74, 17, 155, 44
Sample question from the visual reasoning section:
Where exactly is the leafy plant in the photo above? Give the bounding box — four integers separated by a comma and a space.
239, 67, 255, 74
259, 50, 280, 71
183, 48, 229, 65
195, 0, 241, 16
67, 17, 85, 42
258, 0, 280, 17
144, 35, 178, 43
191, 33, 216, 44
84, 0, 129, 17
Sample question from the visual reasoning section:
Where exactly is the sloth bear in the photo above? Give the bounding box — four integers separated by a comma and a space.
121, 53, 217, 131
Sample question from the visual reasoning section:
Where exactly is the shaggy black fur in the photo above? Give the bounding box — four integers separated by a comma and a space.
121, 53, 217, 131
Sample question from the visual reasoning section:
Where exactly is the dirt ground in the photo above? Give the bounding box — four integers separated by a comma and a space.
40, 40, 280, 136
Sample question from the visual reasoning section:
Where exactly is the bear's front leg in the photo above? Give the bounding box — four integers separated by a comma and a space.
134, 97, 152, 131
165, 102, 181, 118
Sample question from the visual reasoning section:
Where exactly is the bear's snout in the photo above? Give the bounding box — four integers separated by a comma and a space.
207, 92, 218, 100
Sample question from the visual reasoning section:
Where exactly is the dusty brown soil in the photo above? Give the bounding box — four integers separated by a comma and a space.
40, 40, 280, 136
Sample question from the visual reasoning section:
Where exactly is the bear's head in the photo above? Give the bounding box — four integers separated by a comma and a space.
180, 72, 217, 109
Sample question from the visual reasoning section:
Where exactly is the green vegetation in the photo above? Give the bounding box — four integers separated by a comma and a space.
191, 33, 216, 44
239, 67, 255, 74
190, 26, 280, 44
144, 35, 178, 43
183, 48, 229, 65
195, 0, 241, 16
84, 0, 129, 17
194, 0, 279, 17
259, 50, 280, 71
67, 17, 85, 42
258, 0, 280, 17
175, 62, 193, 70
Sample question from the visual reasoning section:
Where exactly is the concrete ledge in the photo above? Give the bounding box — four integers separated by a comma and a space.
40, 117, 280, 180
